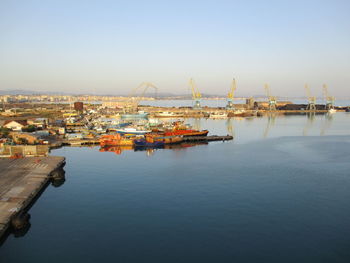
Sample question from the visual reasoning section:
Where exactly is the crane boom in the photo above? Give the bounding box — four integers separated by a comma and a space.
189, 78, 201, 99
227, 79, 236, 99
189, 78, 201, 109
305, 84, 311, 98
264, 84, 271, 98
127, 82, 158, 112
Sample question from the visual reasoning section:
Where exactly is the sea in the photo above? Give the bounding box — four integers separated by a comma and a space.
1, 112, 350, 262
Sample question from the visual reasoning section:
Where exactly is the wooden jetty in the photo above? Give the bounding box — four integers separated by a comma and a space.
183, 135, 233, 142
62, 139, 99, 146
0, 156, 65, 239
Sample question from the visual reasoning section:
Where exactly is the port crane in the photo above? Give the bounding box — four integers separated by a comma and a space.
128, 82, 158, 111
189, 78, 201, 109
264, 84, 277, 111
322, 84, 335, 110
304, 84, 316, 111
226, 78, 236, 110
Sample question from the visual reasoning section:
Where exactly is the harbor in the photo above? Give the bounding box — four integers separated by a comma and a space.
2, 116, 350, 262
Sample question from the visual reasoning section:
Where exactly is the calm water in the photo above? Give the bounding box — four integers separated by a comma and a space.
1, 113, 350, 262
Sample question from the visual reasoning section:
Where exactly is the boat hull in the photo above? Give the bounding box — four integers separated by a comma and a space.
99, 134, 134, 147
134, 139, 165, 147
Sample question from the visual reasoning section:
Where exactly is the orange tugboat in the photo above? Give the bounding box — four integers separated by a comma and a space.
163, 121, 209, 137
99, 134, 134, 147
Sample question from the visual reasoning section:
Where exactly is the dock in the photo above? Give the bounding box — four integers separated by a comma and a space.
62, 139, 99, 146
183, 135, 233, 142
0, 156, 65, 239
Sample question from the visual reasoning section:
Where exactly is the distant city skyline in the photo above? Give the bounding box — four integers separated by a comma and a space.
0, 0, 349, 97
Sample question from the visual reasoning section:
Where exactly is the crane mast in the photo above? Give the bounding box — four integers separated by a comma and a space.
322, 84, 335, 110
226, 78, 236, 110
305, 84, 316, 111
127, 82, 158, 112
264, 84, 277, 111
189, 78, 201, 109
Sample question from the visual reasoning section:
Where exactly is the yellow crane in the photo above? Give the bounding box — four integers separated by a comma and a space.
226, 78, 236, 110
189, 78, 201, 109
322, 84, 335, 110
264, 84, 277, 111
304, 84, 316, 111
127, 82, 158, 112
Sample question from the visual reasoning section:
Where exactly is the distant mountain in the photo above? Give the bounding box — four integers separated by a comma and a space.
0, 89, 73, 95
0, 89, 40, 95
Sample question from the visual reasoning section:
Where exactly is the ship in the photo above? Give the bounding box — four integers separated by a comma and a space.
99, 134, 134, 147
163, 121, 209, 137
209, 112, 228, 119
154, 111, 184, 118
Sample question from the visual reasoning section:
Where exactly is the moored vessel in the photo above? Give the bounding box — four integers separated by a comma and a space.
116, 127, 151, 135
99, 134, 134, 147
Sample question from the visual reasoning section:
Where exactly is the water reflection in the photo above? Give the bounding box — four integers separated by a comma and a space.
99, 145, 134, 155
303, 112, 316, 136
263, 113, 276, 138
193, 118, 201, 130
226, 118, 234, 136
320, 113, 334, 136
99, 142, 208, 156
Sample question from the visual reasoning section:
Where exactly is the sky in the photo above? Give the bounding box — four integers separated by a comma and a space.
0, 0, 349, 97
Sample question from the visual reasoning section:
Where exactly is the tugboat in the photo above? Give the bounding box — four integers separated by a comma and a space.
163, 121, 209, 137
99, 134, 134, 146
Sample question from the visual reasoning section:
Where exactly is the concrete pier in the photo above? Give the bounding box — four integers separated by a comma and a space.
183, 135, 234, 142
0, 156, 65, 239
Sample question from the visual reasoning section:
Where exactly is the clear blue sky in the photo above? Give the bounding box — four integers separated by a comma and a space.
0, 0, 349, 97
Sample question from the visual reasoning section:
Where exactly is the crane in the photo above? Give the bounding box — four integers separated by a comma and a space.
127, 82, 158, 112
264, 84, 277, 111
322, 84, 335, 110
189, 78, 201, 109
304, 84, 316, 111
226, 78, 236, 110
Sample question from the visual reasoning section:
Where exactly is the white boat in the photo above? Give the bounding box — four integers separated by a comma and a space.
328, 109, 337, 114
116, 127, 151, 135
209, 112, 228, 119
154, 111, 184, 118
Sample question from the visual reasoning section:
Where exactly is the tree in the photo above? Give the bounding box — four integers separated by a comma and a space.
0, 127, 11, 138
22, 125, 36, 132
